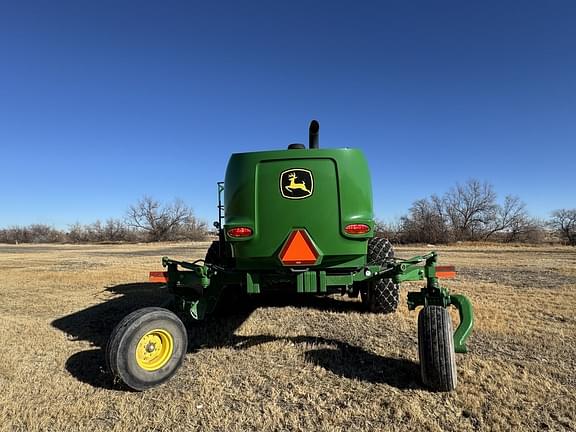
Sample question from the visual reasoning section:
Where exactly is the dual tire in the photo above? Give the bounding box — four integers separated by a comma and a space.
360, 237, 400, 314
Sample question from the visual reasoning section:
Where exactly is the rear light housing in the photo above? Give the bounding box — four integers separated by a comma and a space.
344, 224, 370, 235
227, 227, 253, 238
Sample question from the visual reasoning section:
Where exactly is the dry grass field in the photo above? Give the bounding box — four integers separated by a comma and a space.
0, 242, 575, 431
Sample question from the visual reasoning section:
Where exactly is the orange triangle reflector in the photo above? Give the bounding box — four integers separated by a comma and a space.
279, 230, 319, 266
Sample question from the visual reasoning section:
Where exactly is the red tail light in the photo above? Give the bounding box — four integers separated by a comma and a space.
344, 224, 370, 234
227, 227, 253, 238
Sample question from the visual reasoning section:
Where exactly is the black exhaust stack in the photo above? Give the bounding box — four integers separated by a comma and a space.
309, 120, 319, 149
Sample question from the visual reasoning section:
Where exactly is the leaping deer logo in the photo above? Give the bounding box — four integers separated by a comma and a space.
285, 172, 311, 194
280, 169, 314, 199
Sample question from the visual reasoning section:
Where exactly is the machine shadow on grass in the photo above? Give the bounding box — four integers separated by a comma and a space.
52, 283, 420, 391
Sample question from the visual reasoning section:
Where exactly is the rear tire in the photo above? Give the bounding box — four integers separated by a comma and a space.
360, 237, 399, 313
205, 241, 243, 314
106, 307, 187, 391
418, 306, 457, 391
205, 241, 225, 267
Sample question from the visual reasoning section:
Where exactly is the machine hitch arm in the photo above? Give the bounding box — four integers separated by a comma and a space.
381, 252, 474, 353
153, 257, 242, 321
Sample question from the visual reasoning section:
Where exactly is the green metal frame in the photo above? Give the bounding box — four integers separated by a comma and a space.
386, 252, 474, 353
159, 250, 474, 353
163, 257, 238, 320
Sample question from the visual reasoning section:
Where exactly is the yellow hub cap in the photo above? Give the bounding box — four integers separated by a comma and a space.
136, 329, 174, 371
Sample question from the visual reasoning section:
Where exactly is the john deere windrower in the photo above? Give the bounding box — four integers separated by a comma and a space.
106, 121, 474, 392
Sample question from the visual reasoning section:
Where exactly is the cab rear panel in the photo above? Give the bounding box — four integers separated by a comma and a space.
224, 148, 374, 271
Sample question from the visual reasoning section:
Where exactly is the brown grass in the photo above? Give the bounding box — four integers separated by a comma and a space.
0, 242, 575, 431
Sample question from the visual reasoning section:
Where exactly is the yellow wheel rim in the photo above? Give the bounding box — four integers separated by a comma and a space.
136, 329, 174, 371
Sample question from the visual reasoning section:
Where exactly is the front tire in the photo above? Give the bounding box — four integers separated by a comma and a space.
418, 306, 457, 391
106, 307, 187, 391
360, 237, 400, 313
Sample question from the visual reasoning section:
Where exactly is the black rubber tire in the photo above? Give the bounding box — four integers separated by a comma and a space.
418, 306, 457, 392
106, 307, 187, 391
205, 240, 221, 265
205, 241, 243, 314
360, 237, 400, 313
205, 240, 235, 268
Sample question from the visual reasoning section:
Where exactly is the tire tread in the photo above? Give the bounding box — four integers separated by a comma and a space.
418, 306, 457, 391
361, 237, 400, 313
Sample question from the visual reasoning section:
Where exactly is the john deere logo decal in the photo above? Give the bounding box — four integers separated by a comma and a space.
280, 169, 314, 199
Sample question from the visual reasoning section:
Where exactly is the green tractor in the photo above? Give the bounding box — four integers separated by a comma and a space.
106, 120, 474, 392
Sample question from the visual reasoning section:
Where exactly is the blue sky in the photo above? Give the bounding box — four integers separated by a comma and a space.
1, 1, 574, 228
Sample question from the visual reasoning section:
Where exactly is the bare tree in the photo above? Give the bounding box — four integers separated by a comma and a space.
444, 180, 498, 241
0, 224, 65, 244
176, 216, 209, 241
126, 196, 206, 242
504, 216, 545, 243
89, 220, 104, 241
0, 202, 205, 244
67, 223, 88, 243
401, 198, 450, 244
99, 219, 134, 242
0, 226, 30, 243
482, 195, 529, 240
374, 218, 403, 243
396, 180, 544, 244
550, 209, 576, 245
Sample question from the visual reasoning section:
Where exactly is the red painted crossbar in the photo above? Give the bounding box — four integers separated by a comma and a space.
149, 271, 169, 283
435, 266, 456, 279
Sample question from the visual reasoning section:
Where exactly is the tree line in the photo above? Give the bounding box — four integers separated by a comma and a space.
0, 197, 208, 244
375, 179, 575, 245
1, 184, 574, 245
